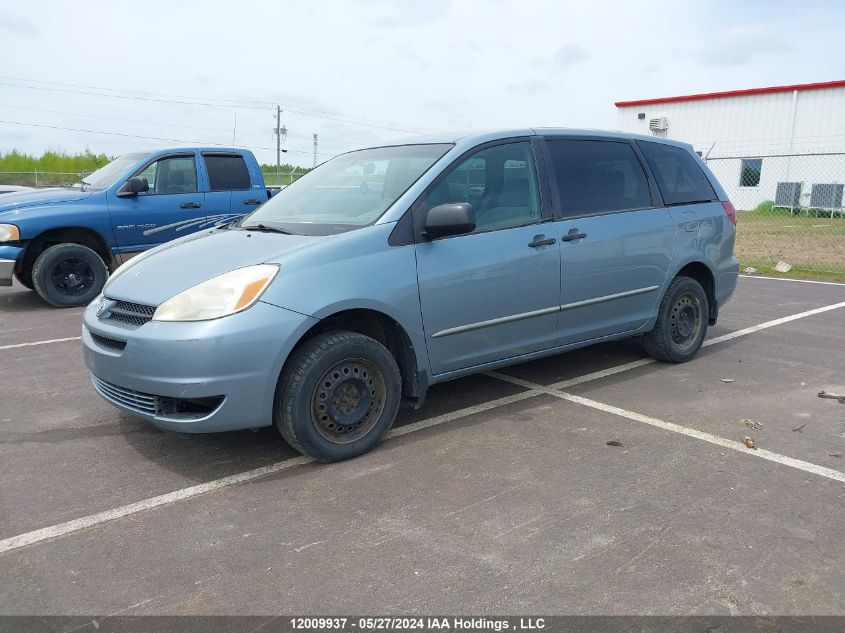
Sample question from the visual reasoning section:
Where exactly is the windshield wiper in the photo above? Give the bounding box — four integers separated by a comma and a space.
80, 180, 91, 192
241, 223, 293, 235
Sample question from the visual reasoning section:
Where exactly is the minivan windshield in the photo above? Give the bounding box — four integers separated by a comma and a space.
81, 153, 147, 190
242, 144, 451, 235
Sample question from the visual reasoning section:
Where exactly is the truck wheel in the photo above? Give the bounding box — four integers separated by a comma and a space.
642, 276, 709, 363
32, 243, 108, 308
275, 331, 401, 462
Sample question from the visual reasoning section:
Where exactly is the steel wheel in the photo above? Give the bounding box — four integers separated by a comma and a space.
668, 292, 702, 351
310, 357, 386, 444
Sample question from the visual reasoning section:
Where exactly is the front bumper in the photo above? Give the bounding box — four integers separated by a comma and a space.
82, 299, 318, 433
0, 244, 24, 286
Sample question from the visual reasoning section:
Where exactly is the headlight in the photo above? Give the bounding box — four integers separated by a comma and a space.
152, 264, 280, 322
0, 224, 20, 242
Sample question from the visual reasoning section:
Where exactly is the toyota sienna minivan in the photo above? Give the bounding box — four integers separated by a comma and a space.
83, 129, 739, 462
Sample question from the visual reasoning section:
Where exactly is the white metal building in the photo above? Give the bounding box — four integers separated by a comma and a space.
615, 80, 845, 211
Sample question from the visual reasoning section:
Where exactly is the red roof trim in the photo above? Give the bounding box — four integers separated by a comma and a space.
615, 80, 845, 108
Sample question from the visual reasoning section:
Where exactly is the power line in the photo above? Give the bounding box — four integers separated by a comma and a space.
0, 75, 437, 134
0, 103, 233, 134
0, 102, 359, 151
0, 119, 337, 158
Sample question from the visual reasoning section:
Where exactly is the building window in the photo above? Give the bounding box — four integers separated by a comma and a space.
740, 159, 762, 187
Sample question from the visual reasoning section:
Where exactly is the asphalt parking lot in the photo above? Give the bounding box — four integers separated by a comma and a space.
1, 275, 844, 616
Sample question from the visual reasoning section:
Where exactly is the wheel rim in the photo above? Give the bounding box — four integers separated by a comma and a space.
669, 292, 702, 350
310, 358, 386, 444
50, 257, 95, 297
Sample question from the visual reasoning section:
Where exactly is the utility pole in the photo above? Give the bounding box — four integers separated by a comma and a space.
313, 133, 318, 168
273, 106, 286, 186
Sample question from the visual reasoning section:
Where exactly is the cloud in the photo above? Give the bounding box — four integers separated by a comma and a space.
370, 0, 451, 28
0, 11, 40, 36
698, 26, 792, 66
553, 43, 590, 68
508, 80, 549, 96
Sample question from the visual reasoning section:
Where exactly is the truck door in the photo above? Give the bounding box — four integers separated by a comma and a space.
201, 153, 264, 226
107, 153, 206, 255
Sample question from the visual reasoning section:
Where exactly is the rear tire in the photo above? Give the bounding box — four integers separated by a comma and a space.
275, 331, 402, 462
642, 276, 709, 363
32, 243, 108, 308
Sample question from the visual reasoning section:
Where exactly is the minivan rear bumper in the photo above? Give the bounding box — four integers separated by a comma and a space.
716, 255, 740, 308
82, 299, 318, 433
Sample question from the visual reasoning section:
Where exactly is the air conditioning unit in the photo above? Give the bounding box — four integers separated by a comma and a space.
649, 117, 669, 132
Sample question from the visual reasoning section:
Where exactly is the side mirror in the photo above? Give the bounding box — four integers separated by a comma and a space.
424, 203, 475, 239
117, 176, 149, 198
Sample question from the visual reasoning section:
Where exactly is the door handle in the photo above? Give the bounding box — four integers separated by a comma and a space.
528, 235, 556, 248
244, 198, 262, 206
561, 230, 587, 242
180, 202, 201, 209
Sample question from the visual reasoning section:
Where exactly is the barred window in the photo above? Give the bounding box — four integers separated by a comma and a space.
740, 159, 762, 187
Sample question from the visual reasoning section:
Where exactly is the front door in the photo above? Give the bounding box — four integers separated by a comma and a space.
542, 138, 674, 346
415, 140, 561, 375
107, 153, 205, 255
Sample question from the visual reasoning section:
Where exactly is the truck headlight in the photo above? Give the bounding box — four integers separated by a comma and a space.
152, 264, 280, 322
0, 224, 20, 242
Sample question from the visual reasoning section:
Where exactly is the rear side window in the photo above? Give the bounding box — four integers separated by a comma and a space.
638, 141, 717, 205
545, 139, 652, 216
204, 154, 251, 191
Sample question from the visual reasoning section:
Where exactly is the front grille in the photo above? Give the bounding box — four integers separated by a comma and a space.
90, 332, 126, 351
90, 374, 156, 416
107, 299, 156, 326
90, 374, 225, 421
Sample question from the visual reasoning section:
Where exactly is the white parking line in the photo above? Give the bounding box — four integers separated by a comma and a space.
488, 372, 845, 484
0, 336, 81, 351
1, 299, 844, 555
703, 300, 845, 347
0, 390, 542, 555
740, 274, 845, 287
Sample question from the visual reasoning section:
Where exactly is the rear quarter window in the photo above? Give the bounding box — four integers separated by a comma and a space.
638, 141, 717, 206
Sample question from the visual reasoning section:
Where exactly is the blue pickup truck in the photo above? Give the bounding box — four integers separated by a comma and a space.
0, 148, 274, 306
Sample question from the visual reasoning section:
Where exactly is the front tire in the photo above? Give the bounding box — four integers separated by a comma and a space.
32, 243, 108, 308
275, 331, 402, 462
642, 276, 709, 363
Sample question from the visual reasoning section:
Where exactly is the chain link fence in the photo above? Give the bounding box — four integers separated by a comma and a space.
260, 168, 307, 187
704, 148, 845, 278
0, 171, 83, 188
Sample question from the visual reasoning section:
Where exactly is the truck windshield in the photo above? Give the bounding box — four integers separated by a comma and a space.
242, 144, 452, 235
81, 153, 147, 190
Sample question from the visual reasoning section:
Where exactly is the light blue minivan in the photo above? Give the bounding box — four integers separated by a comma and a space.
83, 129, 739, 461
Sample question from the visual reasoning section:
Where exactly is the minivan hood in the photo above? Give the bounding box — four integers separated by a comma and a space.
0, 187, 92, 213
104, 228, 325, 306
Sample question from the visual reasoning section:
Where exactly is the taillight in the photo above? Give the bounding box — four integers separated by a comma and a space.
722, 200, 737, 226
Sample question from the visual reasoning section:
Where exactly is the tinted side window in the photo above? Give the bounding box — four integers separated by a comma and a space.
546, 140, 652, 216
638, 141, 717, 205
204, 155, 251, 191
423, 142, 542, 232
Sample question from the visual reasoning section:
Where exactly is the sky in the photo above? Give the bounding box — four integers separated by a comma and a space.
0, 0, 843, 168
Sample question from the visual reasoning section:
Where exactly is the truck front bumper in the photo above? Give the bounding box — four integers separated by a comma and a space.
0, 245, 24, 286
